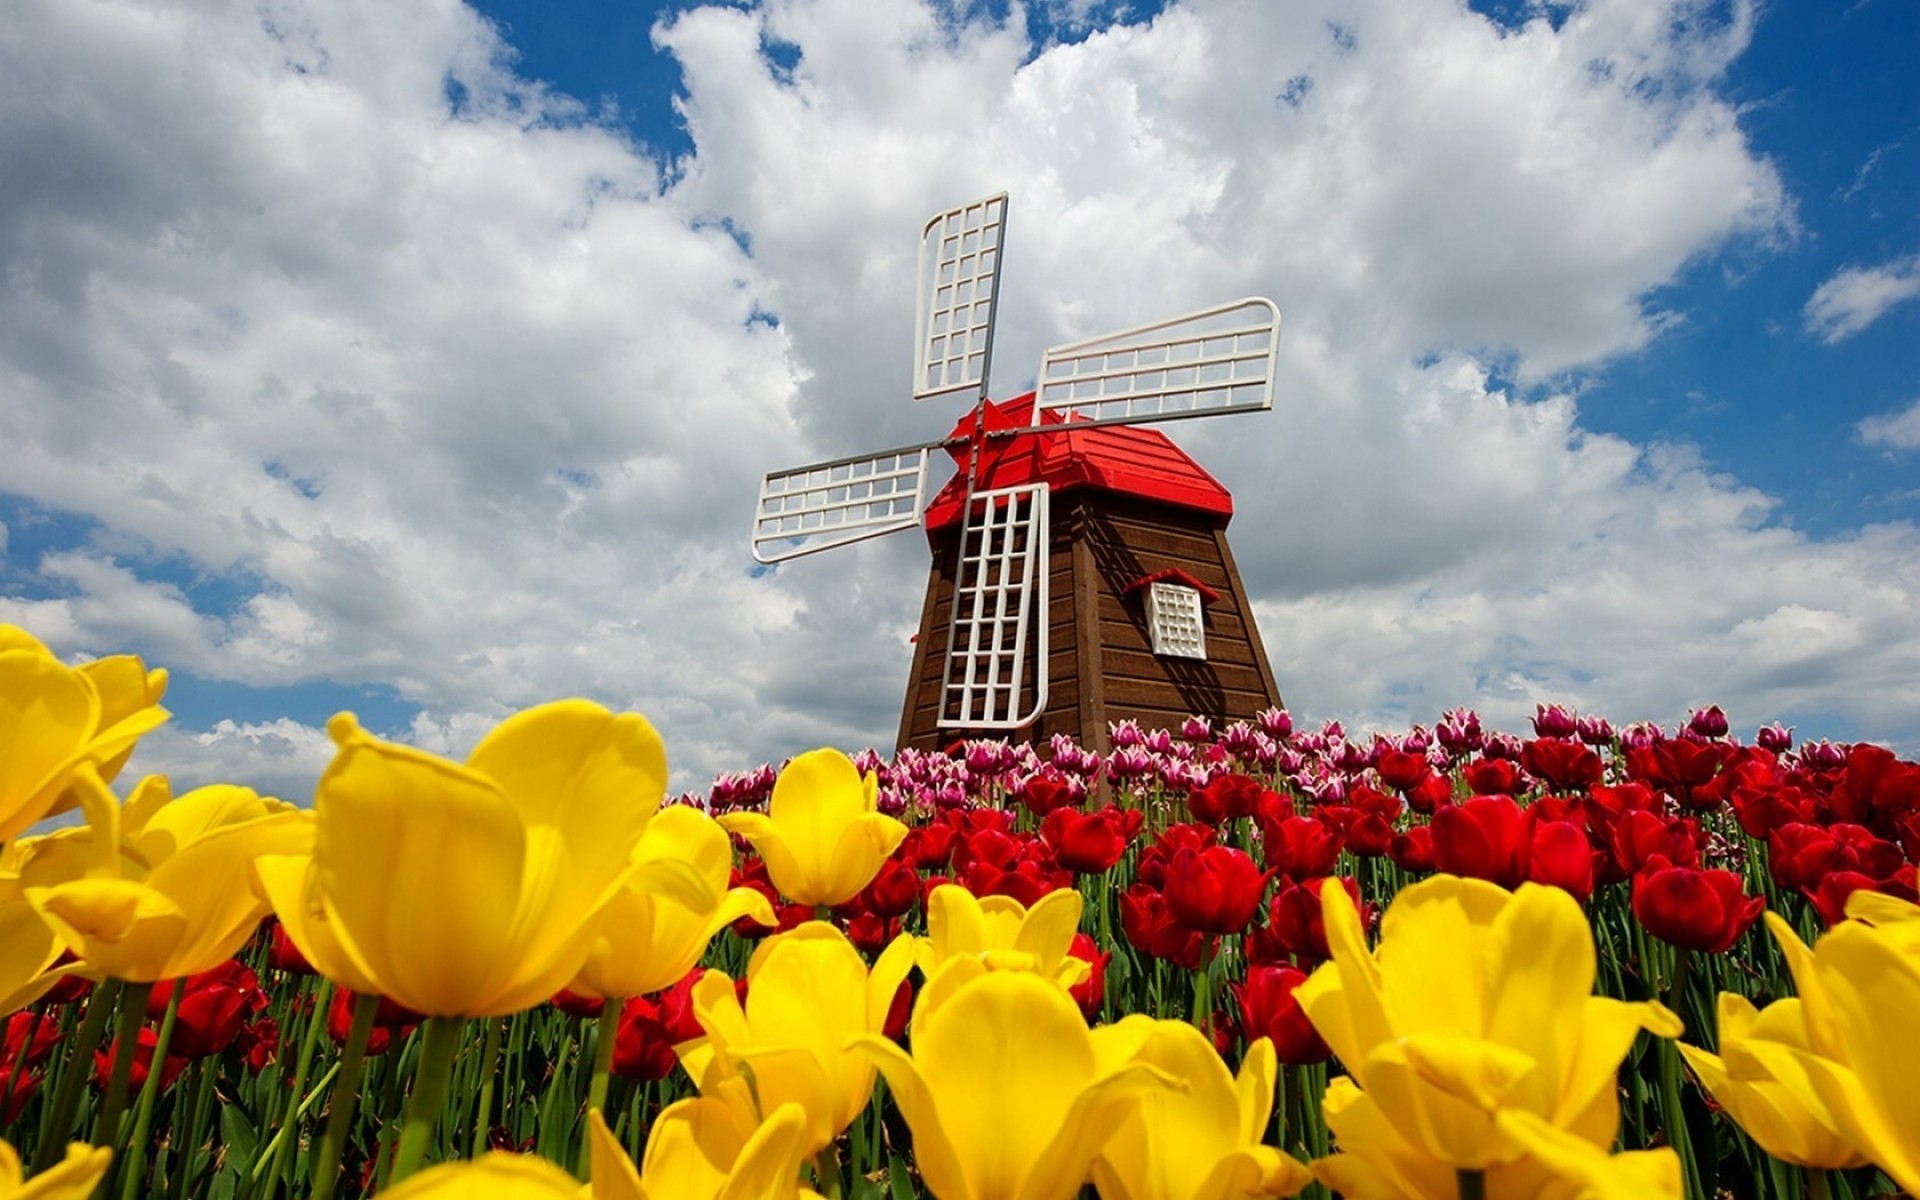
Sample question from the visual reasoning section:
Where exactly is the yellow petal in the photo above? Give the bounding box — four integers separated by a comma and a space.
24, 877, 188, 983
252, 854, 384, 994
0, 649, 99, 842
377, 1152, 583, 1198
586, 1109, 646, 1200
1807, 921, 1920, 1191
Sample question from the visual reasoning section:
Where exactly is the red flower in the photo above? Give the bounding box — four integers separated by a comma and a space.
899, 822, 958, 871
148, 961, 268, 1059
0, 1066, 41, 1124
1463, 759, 1524, 797
844, 913, 903, 956
4, 1011, 63, 1071
328, 990, 421, 1057
1527, 819, 1599, 903
1405, 773, 1455, 815
1375, 749, 1433, 794
1632, 857, 1764, 953
1066, 932, 1111, 1023
1187, 774, 1267, 825
1430, 795, 1531, 889
1583, 782, 1661, 823
1835, 744, 1920, 821
1118, 885, 1208, 970
1610, 810, 1701, 878
1521, 738, 1605, 793
853, 857, 923, 919
1256, 813, 1343, 880
1247, 876, 1366, 968
238, 1018, 280, 1075
1233, 965, 1330, 1065
612, 994, 679, 1082
1040, 805, 1138, 874
1164, 846, 1272, 935
1387, 825, 1435, 874
1135, 824, 1217, 891
1626, 739, 1729, 808
1014, 769, 1084, 818
1767, 822, 1902, 892
265, 918, 316, 976
95, 1029, 186, 1092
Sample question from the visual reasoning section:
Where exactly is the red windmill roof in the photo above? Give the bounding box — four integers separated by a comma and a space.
923, 392, 1234, 534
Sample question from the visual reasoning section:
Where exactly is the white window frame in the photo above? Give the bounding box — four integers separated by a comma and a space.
1146, 581, 1206, 660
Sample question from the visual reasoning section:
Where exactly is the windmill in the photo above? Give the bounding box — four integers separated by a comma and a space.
750, 193, 1286, 751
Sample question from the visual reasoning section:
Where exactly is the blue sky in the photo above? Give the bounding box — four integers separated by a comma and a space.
2, 0, 1917, 803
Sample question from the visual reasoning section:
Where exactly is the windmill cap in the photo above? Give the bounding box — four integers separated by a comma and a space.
923, 392, 1235, 534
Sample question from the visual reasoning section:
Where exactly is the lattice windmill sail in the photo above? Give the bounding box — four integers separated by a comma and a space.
751, 192, 1282, 734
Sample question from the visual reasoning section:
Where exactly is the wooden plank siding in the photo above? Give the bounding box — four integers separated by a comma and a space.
898, 490, 1283, 752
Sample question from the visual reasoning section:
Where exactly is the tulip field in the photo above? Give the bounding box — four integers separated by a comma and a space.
5, 623, 1920, 1199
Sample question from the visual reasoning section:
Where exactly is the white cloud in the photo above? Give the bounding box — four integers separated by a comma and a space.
1858, 398, 1920, 452
5, 0, 1916, 799
1804, 252, 1920, 343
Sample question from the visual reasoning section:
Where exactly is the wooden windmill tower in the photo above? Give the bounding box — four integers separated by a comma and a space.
750, 193, 1286, 753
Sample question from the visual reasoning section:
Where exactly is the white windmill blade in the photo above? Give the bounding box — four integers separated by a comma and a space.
1033, 297, 1281, 428
750, 444, 934, 564
938, 483, 1050, 730
912, 192, 1009, 404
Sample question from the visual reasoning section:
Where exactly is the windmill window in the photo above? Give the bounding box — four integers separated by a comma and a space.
1147, 582, 1206, 660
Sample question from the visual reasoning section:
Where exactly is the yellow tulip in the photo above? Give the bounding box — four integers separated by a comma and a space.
567, 806, 776, 1001
1310, 1078, 1680, 1200
0, 860, 94, 1015
915, 883, 1090, 993
679, 921, 916, 1156
1293, 874, 1681, 1171
716, 749, 907, 908
378, 1108, 823, 1200
0, 625, 169, 842
0, 1139, 112, 1200
255, 703, 709, 1017
613, 1101, 823, 1200
1749, 895, 1920, 1192
851, 963, 1175, 1200
1089, 1022, 1310, 1200
374, 1151, 583, 1199
1677, 991, 1865, 1168
19, 770, 308, 982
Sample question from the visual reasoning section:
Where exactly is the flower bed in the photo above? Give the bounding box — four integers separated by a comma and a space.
3, 623, 1918, 1199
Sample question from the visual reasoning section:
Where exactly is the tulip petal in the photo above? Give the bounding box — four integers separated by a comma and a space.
819, 814, 909, 908
253, 854, 384, 994
587, 1108, 647, 1200
315, 716, 527, 1015
849, 1033, 972, 1200
0, 649, 99, 841
1484, 885, 1593, 1115
1807, 922, 1920, 1191
25, 877, 188, 983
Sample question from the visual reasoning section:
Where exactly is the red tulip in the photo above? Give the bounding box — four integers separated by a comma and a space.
1387, 825, 1435, 874
1233, 965, 1330, 1065
611, 994, 679, 1082
1187, 774, 1267, 825
1066, 932, 1111, 1023
1610, 810, 1701, 877
1405, 772, 1455, 815
4, 1012, 62, 1071
1527, 819, 1598, 902
0, 1066, 41, 1124
328, 989, 421, 1057
147, 961, 268, 1059
1835, 744, 1920, 820
1257, 813, 1342, 880
1463, 758, 1524, 797
899, 822, 958, 870
1247, 876, 1366, 968
1521, 738, 1605, 793
95, 1029, 186, 1092
266, 918, 316, 976
854, 857, 923, 919
1632, 856, 1764, 953
1135, 823, 1216, 891
1014, 769, 1084, 817
1375, 749, 1433, 794
1040, 805, 1138, 874
1164, 846, 1272, 936
1430, 795, 1531, 889
1626, 738, 1728, 808
1118, 884, 1208, 970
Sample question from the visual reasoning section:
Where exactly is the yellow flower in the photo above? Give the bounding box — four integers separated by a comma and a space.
1089, 1022, 1311, 1200
679, 922, 916, 1156
915, 883, 1090, 992
255, 703, 710, 1018
851, 963, 1175, 1200
0, 1139, 112, 1200
1293, 875, 1681, 1172
378, 1109, 823, 1200
1747, 894, 1920, 1192
19, 770, 308, 983
0, 625, 169, 842
716, 750, 906, 907
566, 806, 776, 1001
1310, 1080, 1680, 1200
612, 1101, 823, 1200
1677, 991, 1865, 1168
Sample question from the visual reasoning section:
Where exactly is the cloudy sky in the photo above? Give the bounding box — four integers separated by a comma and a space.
3, 0, 1916, 802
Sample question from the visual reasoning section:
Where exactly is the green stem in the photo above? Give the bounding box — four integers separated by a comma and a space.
33, 979, 120, 1172
257, 977, 333, 1200
1658, 1036, 1702, 1200
1805, 1167, 1831, 1200
1191, 939, 1216, 1033
470, 1017, 505, 1159
168, 1051, 218, 1200
93, 979, 155, 1151
117, 978, 185, 1200
310, 992, 379, 1200
1456, 1168, 1486, 1200
388, 1015, 466, 1185
578, 999, 621, 1176
813, 1143, 845, 1200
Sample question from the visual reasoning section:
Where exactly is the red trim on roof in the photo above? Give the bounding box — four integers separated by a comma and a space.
923, 393, 1234, 533
1122, 569, 1221, 605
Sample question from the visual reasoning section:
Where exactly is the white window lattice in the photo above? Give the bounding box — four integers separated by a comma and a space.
914, 194, 1007, 402
750, 447, 930, 563
1034, 298, 1280, 427
938, 484, 1049, 729
1147, 582, 1206, 660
